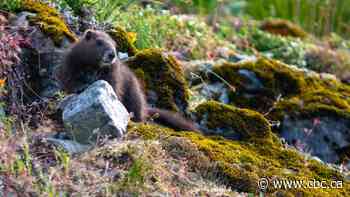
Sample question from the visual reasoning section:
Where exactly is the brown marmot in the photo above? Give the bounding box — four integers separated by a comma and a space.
57, 29, 198, 131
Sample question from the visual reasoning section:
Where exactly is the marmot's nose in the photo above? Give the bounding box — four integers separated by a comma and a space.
108, 52, 115, 61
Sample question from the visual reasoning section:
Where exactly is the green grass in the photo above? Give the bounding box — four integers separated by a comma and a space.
49, 0, 96, 15
0, 0, 21, 12
93, 4, 231, 59
245, 0, 350, 38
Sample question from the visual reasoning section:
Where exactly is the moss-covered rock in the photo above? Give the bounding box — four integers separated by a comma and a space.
211, 58, 307, 112
211, 58, 350, 113
260, 19, 308, 38
265, 85, 350, 163
194, 101, 271, 141
126, 48, 190, 112
107, 26, 138, 57
21, 0, 77, 46
127, 123, 350, 196
268, 90, 350, 121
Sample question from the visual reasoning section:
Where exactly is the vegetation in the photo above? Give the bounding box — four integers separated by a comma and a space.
128, 123, 349, 196
97, 4, 231, 59
21, 0, 77, 45
0, 0, 22, 12
245, 0, 350, 38
194, 101, 272, 140
49, 0, 96, 15
126, 48, 190, 112
1, 0, 350, 196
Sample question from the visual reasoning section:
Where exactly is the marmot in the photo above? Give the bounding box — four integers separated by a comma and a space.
57, 29, 198, 131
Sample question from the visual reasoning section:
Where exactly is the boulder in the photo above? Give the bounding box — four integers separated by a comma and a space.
62, 80, 130, 144
193, 101, 272, 141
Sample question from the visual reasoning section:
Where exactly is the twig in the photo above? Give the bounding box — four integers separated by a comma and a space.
205, 68, 236, 92
264, 94, 282, 116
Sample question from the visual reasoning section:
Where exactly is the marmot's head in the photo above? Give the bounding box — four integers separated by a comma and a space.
75, 29, 118, 68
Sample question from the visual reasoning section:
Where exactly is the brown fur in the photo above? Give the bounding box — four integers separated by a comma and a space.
57, 30, 198, 131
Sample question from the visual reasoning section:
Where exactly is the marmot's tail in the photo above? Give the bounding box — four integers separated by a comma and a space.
147, 108, 199, 132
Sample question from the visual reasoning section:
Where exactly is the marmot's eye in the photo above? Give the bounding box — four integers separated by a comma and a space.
96, 40, 103, 46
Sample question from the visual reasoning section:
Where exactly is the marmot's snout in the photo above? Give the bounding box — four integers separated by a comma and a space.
101, 49, 117, 66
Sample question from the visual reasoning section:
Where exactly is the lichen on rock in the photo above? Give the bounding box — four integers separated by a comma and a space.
126, 48, 190, 112
21, 0, 77, 45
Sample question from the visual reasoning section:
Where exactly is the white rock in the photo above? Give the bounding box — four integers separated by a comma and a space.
62, 80, 130, 144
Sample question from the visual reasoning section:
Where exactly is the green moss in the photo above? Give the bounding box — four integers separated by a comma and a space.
301, 90, 350, 109
269, 98, 350, 123
194, 101, 271, 141
213, 58, 307, 96
268, 87, 350, 123
211, 58, 350, 116
127, 123, 350, 196
211, 58, 308, 112
126, 48, 190, 112
21, 0, 77, 46
127, 122, 172, 140
260, 19, 308, 38
107, 26, 138, 56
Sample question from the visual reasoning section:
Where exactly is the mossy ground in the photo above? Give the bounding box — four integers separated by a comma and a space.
126, 48, 190, 112
194, 100, 272, 141
21, 0, 77, 45
127, 122, 350, 196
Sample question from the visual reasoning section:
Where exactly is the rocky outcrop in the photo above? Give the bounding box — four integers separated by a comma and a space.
10, 5, 75, 97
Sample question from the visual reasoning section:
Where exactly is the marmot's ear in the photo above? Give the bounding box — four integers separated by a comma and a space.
84, 30, 95, 40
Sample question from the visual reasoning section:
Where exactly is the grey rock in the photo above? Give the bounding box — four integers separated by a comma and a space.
281, 115, 350, 164
10, 12, 36, 27
12, 11, 73, 98
62, 80, 130, 144
237, 69, 264, 92
57, 94, 78, 111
